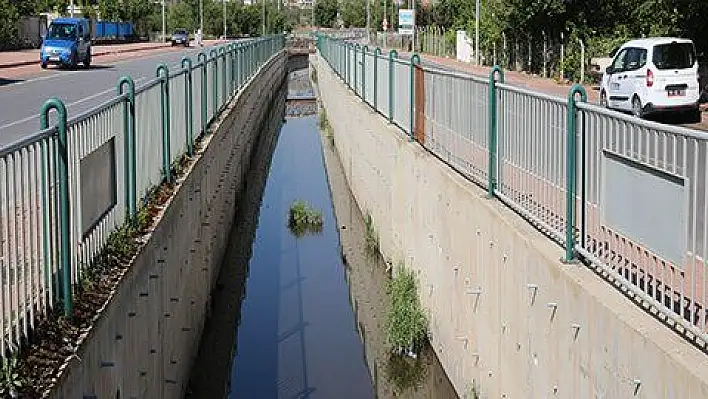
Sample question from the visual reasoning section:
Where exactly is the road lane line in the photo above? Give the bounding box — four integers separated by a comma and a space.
0, 77, 147, 131
0, 47, 205, 89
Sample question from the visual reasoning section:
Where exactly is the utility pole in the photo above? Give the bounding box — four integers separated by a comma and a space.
200, 0, 204, 37
475, 0, 479, 65
223, 0, 227, 39
366, 0, 370, 44
162, 0, 166, 43
70, 0, 74, 17
262, 0, 266, 35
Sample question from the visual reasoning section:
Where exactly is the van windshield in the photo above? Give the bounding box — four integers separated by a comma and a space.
653, 42, 696, 70
47, 23, 77, 40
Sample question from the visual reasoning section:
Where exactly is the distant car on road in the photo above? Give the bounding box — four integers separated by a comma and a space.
600, 37, 701, 122
171, 29, 190, 47
40, 18, 92, 69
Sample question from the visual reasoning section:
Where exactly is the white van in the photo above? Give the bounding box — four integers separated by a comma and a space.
599, 37, 701, 122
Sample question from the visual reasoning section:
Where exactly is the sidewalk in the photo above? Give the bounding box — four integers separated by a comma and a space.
419, 53, 708, 113
0, 40, 226, 69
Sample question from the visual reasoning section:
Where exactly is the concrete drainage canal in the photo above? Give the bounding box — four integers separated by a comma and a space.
186, 61, 458, 399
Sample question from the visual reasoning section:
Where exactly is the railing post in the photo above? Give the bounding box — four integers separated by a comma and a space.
488, 66, 504, 198
181, 57, 194, 157
374, 47, 381, 110
354, 43, 360, 95
198, 52, 208, 136
565, 84, 587, 262
219, 47, 226, 109
117, 76, 136, 221
40, 98, 72, 318
228, 44, 235, 95
362, 45, 368, 103
156, 64, 172, 182
389, 49, 397, 124
409, 53, 420, 141
210, 48, 218, 117
347, 43, 351, 88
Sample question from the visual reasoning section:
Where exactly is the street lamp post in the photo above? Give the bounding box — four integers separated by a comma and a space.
200, 0, 204, 37
223, 0, 227, 39
475, 0, 479, 65
161, 0, 166, 43
366, 0, 370, 44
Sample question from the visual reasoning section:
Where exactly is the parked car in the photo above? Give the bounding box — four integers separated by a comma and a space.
599, 37, 701, 122
40, 18, 92, 69
171, 29, 189, 47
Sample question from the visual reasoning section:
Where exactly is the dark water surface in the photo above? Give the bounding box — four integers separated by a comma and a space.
187, 70, 458, 399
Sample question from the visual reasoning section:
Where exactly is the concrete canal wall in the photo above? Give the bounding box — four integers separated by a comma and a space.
313, 54, 708, 399
50, 52, 288, 399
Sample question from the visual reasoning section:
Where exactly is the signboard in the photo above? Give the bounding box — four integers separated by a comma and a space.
398, 9, 415, 35
80, 138, 117, 238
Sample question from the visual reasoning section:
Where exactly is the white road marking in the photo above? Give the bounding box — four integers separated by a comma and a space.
0, 47, 203, 89
0, 77, 147, 131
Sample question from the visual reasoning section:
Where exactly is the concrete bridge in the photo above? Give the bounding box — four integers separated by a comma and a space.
1, 34, 707, 398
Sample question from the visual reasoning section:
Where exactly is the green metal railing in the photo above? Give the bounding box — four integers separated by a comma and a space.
316, 33, 708, 348
0, 34, 285, 357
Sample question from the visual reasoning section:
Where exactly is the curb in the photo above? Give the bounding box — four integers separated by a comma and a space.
0, 43, 170, 69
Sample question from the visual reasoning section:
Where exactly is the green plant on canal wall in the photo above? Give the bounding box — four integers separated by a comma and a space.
364, 212, 379, 255
288, 200, 324, 238
385, 265, 428, 355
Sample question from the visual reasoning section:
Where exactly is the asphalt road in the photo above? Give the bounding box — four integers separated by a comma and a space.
0, 45, 223, 148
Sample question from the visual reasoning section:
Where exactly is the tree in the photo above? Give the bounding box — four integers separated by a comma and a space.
340, 0, 366, 27
314, 0, 337, 27
168, 1, 196, 32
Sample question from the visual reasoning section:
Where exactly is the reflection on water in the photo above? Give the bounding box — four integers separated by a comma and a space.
188, 68, 459, 399
320, 102, 459, 399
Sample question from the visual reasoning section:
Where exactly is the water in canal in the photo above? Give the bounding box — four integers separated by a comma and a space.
187, 68, 458, 399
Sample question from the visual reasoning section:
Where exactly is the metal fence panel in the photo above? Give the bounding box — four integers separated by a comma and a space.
169, 72, 188, 162
393, 59, 411, 133
495, 83, 568, 241
0, 135, 54, 356
376, 54, 390, 119
67, 99, 125, 283
134, 82, 164, 201
364, 52, 375, 106
422, 68, 489, 186
192, 67, 204, 138
577, 103, 708, 342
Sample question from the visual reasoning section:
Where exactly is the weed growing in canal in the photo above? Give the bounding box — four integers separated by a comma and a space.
288, 200, 324, 238
318, 107, 329, 130
364, 212, 380, 255
386, 265, 427, 356
310, 67, 318, 84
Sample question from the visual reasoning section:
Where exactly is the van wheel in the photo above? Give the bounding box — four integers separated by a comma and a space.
600, 91, 608, 108
632, 96, 644, 118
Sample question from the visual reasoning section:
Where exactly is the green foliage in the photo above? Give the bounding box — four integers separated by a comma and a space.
0, 351, 24, 398
0, 0, 19, 51
364, 212, 379, 255
340, 0, 366, 27
318, 106, 328, 129
314, 0, 338, 28
168, 2, 196, 33
288, 200, 324, 238
385, 266, 427, 352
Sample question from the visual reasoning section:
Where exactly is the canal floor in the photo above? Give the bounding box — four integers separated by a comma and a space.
187, 69, 458, 398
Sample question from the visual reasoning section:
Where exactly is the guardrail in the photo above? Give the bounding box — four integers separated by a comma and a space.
0, 34, 285, 357
316, 34, 708, 349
